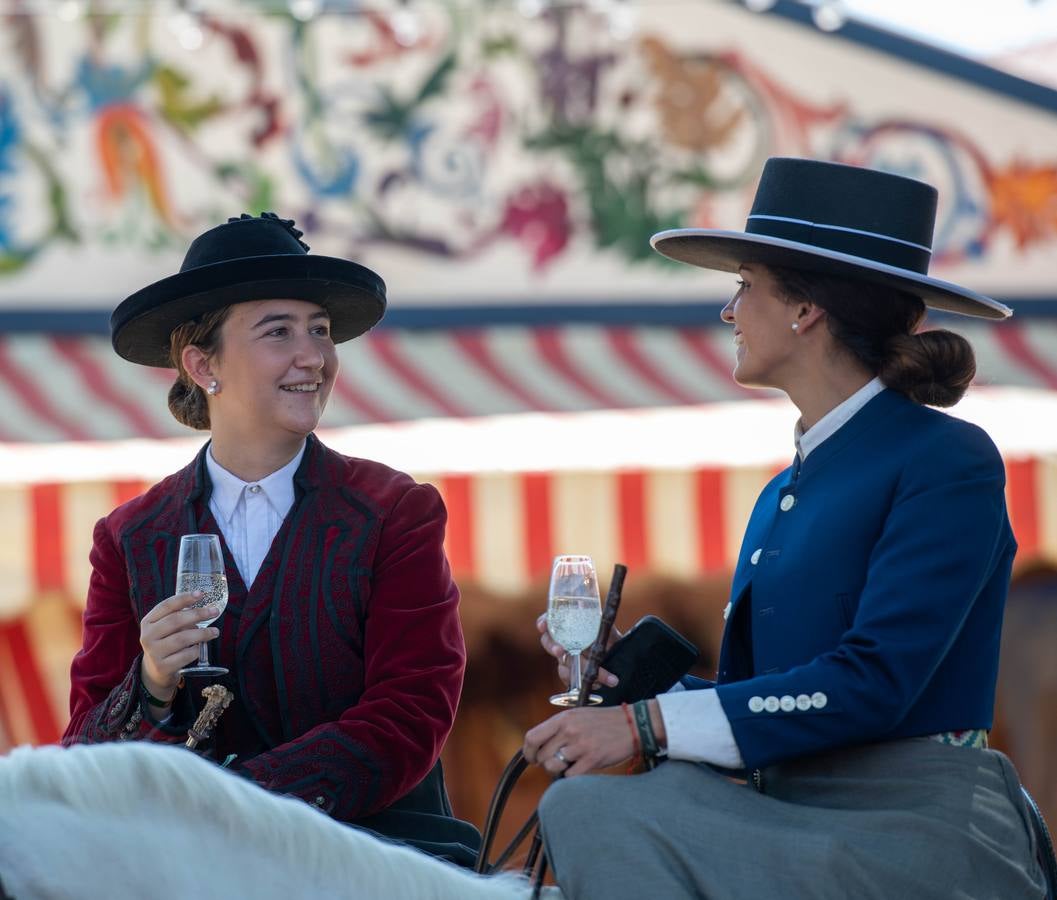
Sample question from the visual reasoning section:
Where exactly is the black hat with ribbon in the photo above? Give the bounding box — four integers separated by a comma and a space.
111, 212, 387, 367
651, 157, 1010, 320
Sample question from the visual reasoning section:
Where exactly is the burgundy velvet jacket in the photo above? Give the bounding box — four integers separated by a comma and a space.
63, 434, 465, 825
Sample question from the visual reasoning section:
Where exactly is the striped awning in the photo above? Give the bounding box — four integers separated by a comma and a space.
2, 456, 1056, 749
1, 320, 1056, 442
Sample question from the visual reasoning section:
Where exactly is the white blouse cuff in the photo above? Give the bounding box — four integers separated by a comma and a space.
656, 687, 745, 769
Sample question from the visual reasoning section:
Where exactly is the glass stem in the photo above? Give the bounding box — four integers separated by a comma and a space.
568, 650, 582, 698
198, 640, 210, 667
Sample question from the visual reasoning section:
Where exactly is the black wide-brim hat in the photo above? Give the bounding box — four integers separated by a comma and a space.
651, 157, 1010, 320
111, 213, 387, 367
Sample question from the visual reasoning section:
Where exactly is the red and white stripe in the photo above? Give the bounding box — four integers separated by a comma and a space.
2, 453, 1055, 749
0, 375, 1055, 749
0, 321, 1054, 443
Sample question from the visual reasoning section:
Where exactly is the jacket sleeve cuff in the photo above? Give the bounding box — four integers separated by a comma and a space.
86, 655, 193, 743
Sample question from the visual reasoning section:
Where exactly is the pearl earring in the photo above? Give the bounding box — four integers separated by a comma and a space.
791, 323, 799, 332
207, 380, 219, 395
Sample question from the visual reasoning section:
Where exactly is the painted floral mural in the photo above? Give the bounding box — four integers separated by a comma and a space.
0, 0, 1054, 297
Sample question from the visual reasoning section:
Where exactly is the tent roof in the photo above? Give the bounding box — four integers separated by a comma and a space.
1, 384, 1055, 487
0, 320, 1055, 444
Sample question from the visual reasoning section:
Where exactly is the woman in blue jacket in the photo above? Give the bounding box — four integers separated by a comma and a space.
523, 158, 1044, 898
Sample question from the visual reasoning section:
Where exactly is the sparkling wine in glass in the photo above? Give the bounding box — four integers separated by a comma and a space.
547, 554, 603, 707
177, 533, 229, 677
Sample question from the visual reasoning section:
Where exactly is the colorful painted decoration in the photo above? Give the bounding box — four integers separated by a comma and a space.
0, 1, 1054, 307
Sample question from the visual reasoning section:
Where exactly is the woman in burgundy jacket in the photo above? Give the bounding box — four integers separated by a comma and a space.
62, 213, 477, 864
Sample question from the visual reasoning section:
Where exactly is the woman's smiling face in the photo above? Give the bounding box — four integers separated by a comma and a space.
203, 298, 338, 444
720, 264, 801, 391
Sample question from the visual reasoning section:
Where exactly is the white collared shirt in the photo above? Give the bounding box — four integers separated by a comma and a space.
204, 442, 306, 588
795, 377, 885, 461
656, 379, 887, 767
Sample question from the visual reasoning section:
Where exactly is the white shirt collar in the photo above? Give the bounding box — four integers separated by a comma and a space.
794, 377, 885, 462
205, 442, 306, 524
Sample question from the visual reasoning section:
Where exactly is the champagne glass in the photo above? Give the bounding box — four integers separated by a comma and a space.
547, 554, 603, 707
176, 534, 229, 677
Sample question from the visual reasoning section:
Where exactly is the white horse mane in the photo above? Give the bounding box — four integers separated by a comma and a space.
0, 742, 553, 900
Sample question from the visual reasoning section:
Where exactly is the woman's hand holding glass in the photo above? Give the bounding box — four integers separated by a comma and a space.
139, 592, 221, 703
536, 612, 621, 692
139, 533, 229, 709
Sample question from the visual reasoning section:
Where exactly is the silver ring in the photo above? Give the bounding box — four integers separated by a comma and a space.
554, 747, 569, 765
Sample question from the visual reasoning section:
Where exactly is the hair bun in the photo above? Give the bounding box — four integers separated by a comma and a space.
880, 329, 975, 407
167, 377, 211, 431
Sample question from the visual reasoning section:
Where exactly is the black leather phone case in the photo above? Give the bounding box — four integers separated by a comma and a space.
594, 615, 699, 706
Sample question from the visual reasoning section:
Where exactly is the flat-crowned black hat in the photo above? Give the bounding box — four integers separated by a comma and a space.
111, 213, 387, 367
650, 157, 1010, 320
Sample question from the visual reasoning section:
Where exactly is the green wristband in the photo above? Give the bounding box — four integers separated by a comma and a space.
632, 700, 660, 760
141, 682, 176, 708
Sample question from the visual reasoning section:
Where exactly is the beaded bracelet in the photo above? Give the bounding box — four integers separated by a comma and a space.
621, 702, 641, 774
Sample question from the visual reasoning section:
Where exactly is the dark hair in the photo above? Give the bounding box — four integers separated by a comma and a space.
767, 265, 975, 408
166, 307, 232, 430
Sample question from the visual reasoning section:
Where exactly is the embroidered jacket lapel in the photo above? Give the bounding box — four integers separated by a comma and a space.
121, 448, 208, 621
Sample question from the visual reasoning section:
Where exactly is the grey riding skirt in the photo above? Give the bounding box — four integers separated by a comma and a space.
539, 739, 1045, 899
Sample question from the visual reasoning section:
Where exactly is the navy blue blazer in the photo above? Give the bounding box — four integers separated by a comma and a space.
690, 389, 1015, 770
